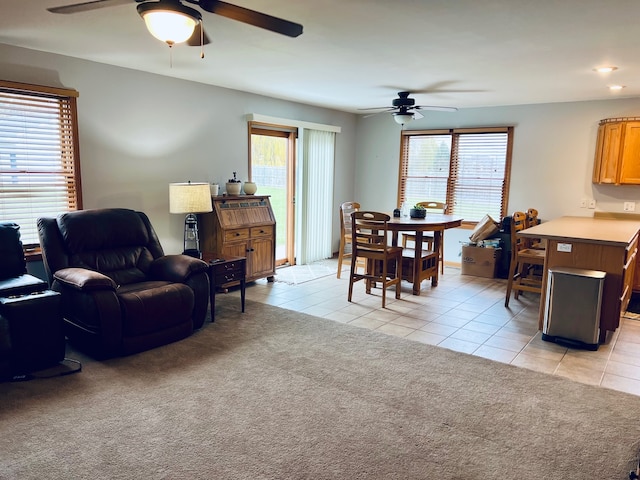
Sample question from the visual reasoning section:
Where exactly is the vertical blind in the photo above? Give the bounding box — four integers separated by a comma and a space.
399, 127, 512, 223
0, 82, 81, 246
297, 129, 335, 264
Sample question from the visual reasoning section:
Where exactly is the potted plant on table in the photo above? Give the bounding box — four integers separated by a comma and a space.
409, 204, 427, 218
226, 172, 242, 195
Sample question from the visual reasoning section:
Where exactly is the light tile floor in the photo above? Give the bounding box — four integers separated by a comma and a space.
227, 259, 640, 397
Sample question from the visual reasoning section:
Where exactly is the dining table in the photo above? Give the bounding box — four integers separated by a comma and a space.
387, 214, 464, 295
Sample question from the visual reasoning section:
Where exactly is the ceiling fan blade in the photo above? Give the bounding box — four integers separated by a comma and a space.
414, 105, 459, 112
48, 0, 135, 14
186, 23, 211, 46
413, 111, 424, 120
198, 0, 303, 37
358, 106, 394, 111
362, 111, 391, 119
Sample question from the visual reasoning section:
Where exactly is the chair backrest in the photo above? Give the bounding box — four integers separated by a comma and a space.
510, 211, 529, 254
38, 208, 166, 286
352, 211, 391, 258
416, 201, 447, 214
340, 201, 360, 238
526, 208, 540, 228
0, 222, 27, 280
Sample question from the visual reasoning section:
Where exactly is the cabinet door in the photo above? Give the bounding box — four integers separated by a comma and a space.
592, 124, 606, 183
619, 122, 640, 184
221, 242, 248, 260
595, 122, 623, 184
634, 240, 640, 292
250, 237, 275, 278
623, 249, 637, 312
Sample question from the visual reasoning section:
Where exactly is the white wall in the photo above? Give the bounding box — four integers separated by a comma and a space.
0, 43, 357, 254
3, 42, 640, 265
354, 99, 640, 265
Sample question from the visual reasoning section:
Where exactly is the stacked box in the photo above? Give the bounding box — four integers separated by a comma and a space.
461, 246, 501, 278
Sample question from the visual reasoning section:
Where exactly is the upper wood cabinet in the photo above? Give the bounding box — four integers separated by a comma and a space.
593, 117, 640, 185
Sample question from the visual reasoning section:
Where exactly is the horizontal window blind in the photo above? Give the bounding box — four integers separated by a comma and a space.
399, 127, 512, 223
0, 83, 81, 246
449, 132, 508, 221
399, 134, 451, 208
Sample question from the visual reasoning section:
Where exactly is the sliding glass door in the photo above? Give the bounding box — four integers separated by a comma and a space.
249, 123, 297, 266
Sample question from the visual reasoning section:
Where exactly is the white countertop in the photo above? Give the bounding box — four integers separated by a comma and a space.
518, 216, 640, 246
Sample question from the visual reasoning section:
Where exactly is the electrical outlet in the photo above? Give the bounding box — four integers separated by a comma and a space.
580, 198, 587, 208
624, 202, 636, 212
588, 199, 596, 209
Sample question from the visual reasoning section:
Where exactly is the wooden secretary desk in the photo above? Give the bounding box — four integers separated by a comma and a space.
200, 194, 276, 283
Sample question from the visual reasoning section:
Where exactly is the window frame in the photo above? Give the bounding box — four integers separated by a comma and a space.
0, 80, 82, 254
398, 126, 513, 225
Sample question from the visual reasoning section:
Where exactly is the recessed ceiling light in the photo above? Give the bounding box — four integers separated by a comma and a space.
594, 66, 618, 73
609, 85, 625, 91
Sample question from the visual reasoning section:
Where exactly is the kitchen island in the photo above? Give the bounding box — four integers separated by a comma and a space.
518, 215, 640, 343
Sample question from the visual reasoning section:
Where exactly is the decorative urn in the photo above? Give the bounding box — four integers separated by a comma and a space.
226, 171, 242, 195
243, 181, 258, 195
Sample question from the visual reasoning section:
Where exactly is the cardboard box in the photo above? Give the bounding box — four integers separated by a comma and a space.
461, 245, 501, 278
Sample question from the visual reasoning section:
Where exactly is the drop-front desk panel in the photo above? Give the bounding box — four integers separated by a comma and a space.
518, 216, 640, 344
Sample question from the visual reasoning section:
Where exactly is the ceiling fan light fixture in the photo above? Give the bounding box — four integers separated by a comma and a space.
593, 66, 618, 73
393, 112, 414, 125
137, 1, 202, 45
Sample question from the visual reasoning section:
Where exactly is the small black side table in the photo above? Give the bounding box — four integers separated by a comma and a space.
203, 254, 246, 322
0, 290, 65, 376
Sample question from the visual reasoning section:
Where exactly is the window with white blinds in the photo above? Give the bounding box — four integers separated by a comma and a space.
399, 127, 512, 223
0, 81, 82, 247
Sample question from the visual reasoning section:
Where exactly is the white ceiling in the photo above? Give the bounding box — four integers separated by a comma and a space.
2, 0, 640, 114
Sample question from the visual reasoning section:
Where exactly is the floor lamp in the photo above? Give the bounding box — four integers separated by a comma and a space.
169, 182, 213, 258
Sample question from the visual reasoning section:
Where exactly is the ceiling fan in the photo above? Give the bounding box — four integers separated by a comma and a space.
48, 0, 303, 49
360, 91, 458, 125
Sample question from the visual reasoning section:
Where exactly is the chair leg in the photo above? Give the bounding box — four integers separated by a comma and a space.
395, 255, 402, 300
381, 259, 388, 308
337, 237, 346, 279
505, 257, 519, 307
347, 255, 356, 303
514, 262, 527, 300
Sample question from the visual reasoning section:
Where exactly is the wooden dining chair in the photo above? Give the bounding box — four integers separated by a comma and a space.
337, 201, 365, 278
402, 201, 447, 274
348, 211, 403, 308
525, 208, 545, 249
505, 211, 546, 307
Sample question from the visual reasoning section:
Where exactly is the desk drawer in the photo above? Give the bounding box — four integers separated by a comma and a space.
215, 270, 243, 285
251, 225, 273, 238
224, 228, 250, 242
213, 260, 245, 285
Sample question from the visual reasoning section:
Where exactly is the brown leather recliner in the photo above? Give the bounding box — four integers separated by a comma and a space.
37, 208, 210, 358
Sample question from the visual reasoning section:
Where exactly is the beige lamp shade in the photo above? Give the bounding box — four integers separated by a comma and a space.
169, 182, 213, 214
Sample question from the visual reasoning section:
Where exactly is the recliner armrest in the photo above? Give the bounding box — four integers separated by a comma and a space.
53, 267, 117, 292
149, 255, 209, 283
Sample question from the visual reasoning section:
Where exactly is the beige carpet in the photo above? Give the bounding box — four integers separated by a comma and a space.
2, 296, 640, 479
